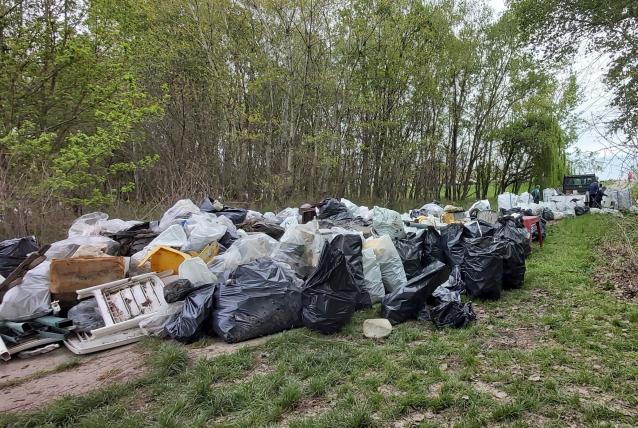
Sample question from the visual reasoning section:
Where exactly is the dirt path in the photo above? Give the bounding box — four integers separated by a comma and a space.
0, 336, 270, 413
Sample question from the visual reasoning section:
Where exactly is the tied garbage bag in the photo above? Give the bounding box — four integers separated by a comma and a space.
364, 235, 407, 293
212, 259, 303, 343
439, 223, 465, 266
463, 237, 506, 300
301, 241, 359, 334
164, 284, 216, 344
317, 198, 353, 222
362, 248, 384, 303
67, 298, 105, 332
574, 205, 589, 216
216, 208, 248, 225
381, 260, 449, 325
541, 208, 555, 221
0, 261, 51, 321
179, 257, 217, 286
372, 206, 406, 239
331, 233, 371, 309
430, 300, 476, 328
494, 218, 530, 289
393, 233, 425, 280
0, 236, 39, 278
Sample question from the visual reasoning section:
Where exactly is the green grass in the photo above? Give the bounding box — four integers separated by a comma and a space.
2, 214, 638, 427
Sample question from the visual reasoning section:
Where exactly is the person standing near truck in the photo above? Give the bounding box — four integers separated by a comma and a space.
531, 185, 541, 204
587, 180, 599, 207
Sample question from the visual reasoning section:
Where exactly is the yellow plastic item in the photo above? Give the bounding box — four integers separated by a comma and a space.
138, 246, 191, 274
442, 212, 464, 224
194, 241, 219, 264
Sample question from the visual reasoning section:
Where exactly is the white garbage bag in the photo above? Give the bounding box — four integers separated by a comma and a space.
341, 198, 358, 214
363, 235, 407, 293
362, 248, 384, 303
543, 188, 558, 202
46, 235, 119, 260
280, 215, 299, 229
246, 210, 264, 222
519, 192, 532, 204
67, 212, 109, 237
497, 193, 519, 211
356, 206, 372, 220
147, 224, 188, 249
0, 261, 51, 321
418, 203, 444, 217
182, 213, 227, 252
469, 200, 491, 212
178, 257, 217, 286
158, 199, 200, 231
372, 206, 406, 239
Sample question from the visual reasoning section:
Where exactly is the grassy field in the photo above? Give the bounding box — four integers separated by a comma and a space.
2, 214, 637, 427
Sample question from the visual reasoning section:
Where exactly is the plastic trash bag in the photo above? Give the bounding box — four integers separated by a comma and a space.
199, 197, 224, 212
165, 279, 199, 303
212, 259, 303, 343
67, 212, 108, 237
46, 236, 119, 260
419, 203, 445, 217
159, 199, 200, 231
430, 301, 476, 328
148, 224, 188, 249
209, 233, 280, 280
497, 193, 519, 211
182, 213, 227, 252
0, 261, 51, 321
246, 210, 264, 222
301, 241, 359, 334
240, 221, 285, 240
216, 207, 248, 225
364, 235, 407, 293
106, 222, 158, 257
0, 236, 39, 277
362, 248, 384, 303
372, 206, 406, 239
275, 207, 299, 224
179, 257, 217, 286
331, 233, 370, 309
439, 223, 465, 266
469, 200, 491, 212
317, 198, 353, 222
393, 233, 425, 280
273, 222, 320, 278
140, 301, 184, 337
494, 218, 530, 288
280, 216, 299, 229
463, 220, 495, 238
541, 208, 555, 221
164, 284, 216, 343
67, 298, 105, 332
463, 237, 506, 300
574, 205, 589, 216
422, 227, 445, 265
381, 260, 449, 325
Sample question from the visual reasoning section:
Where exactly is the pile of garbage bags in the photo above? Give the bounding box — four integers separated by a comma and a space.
0, 194, 547, 360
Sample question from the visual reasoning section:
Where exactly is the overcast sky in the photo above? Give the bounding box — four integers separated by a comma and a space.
488, 0, 625, 179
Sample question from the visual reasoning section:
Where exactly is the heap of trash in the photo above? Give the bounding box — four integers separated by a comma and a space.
0, 188, 633, 360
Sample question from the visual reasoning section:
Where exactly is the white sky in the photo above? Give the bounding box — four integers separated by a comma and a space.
488, 0, 625, 179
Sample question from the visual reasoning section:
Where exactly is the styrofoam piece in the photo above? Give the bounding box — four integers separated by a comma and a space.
64, 329, 145, 355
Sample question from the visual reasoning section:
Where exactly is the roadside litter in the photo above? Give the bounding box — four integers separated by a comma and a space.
0, 188, 611, 360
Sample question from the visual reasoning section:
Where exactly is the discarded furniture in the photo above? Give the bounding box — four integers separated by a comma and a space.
522, 216, 543, 247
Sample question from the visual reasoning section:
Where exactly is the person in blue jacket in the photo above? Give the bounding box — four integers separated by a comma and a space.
587, 181, 599, 207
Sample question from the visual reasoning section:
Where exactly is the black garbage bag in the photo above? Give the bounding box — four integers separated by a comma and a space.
541, 208, 554, 221
67, 298, 105, 332
106, 222, 158, 257
164, 284, 216, 343
240, 221, 285, 240
381, 260, 449, 325
574, 206, 589, 216
301, 241, 359, 334
422, 226, 445, 265
439, 223, 465, 266
218, 230, 238, 252
393, 233, 425, 280
430, 301, 476, 328
211, 259, 303, 343
463, 220, 495, 238
463, 237, 506, 300
494, 218, 529, 289
0, 236, 39, 278
500, 207, 533, 216
217, 208, 248, 225
330, 234, 371, 309
316, 198, 353, 222
163, 279, 209, 303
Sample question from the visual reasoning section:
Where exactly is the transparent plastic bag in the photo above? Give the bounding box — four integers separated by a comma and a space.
178, 257, 217, 286
67, 298, 105, 332
0, 261, 51, 321
182, 213, 227, 252
362, 248, 384, 303
158, 199, 200, 231
46, 236, 119, 260
139, 302, 185, 337
372, 206, 406, 239
364, 235, 407, 293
